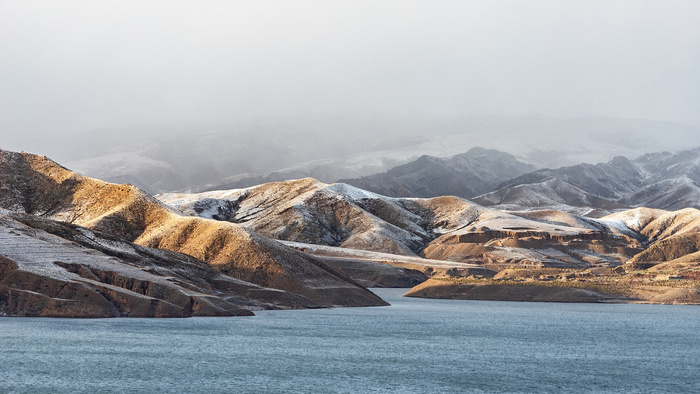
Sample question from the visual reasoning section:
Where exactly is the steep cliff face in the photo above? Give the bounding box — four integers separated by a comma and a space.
442, 229, 606, 244
0, 149, 387, 311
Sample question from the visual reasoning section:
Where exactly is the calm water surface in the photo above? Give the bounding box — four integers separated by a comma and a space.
2, 289, 700, 393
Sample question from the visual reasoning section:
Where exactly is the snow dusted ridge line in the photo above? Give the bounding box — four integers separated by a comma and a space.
157, 179, 436, 256
157, 177, 660, 270
159, 145, 700, 219
473, 146, 700, 213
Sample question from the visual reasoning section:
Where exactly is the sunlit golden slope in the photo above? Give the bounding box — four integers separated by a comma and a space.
602, 207, 700, 267
161, 180, 647, 270
0, 149, 385, 308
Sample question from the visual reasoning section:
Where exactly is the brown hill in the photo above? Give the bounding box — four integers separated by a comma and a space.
0, 149, 386, 309
160, 180, 647, 271
404, 278, 625, 303
602, 208, 700, 269
630, 233, 700, 264
2, 213, 268, 317
160, 178, 434, 255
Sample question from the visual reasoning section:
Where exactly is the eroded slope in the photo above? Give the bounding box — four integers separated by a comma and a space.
0, 149, 386, 309
160, 180, 647, 271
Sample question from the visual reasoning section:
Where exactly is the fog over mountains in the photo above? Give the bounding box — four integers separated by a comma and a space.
11, 116, 699, 195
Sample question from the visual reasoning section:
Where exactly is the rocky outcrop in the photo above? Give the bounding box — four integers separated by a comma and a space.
441, 229, 606, 244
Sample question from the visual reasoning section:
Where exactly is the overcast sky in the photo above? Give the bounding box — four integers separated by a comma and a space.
2, 0, 700, 144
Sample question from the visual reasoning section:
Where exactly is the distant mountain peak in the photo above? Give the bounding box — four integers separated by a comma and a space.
340, 147, 536, 199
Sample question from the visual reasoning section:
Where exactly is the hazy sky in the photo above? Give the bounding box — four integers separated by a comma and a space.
2, 0, 700, 142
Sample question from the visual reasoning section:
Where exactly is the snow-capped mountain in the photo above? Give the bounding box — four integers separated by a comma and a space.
619, 147, 700, 210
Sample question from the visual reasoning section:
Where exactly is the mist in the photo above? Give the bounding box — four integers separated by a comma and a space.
2, 0, 700, 139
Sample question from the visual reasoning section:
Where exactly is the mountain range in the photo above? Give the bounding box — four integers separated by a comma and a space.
159, 176, 700, 272
3, 141, 700, 315
339, 148, 536, 199
159, 177, 700, 303
473, 147, 700, 214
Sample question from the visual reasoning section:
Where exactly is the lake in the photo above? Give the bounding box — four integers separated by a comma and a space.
2, 288, 700, 393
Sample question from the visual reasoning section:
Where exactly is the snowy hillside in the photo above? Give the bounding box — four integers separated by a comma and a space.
158, 178, 651, 269
473, 147, 700, 213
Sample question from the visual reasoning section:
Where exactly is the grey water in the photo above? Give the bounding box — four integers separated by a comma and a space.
2, 289, 700, 393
